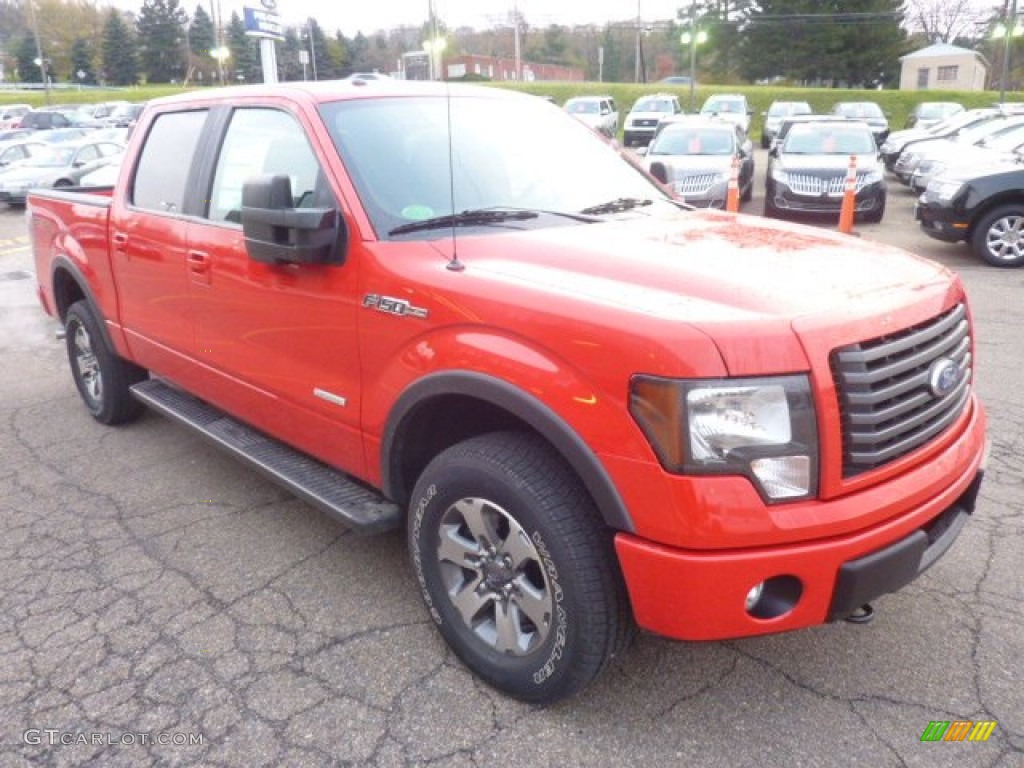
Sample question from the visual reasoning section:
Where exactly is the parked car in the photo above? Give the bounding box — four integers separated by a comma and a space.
905, 101, 964, 130
18, 110, 73, 130
0, 140, 47, 171
658, 75, 696, 86
699, 93, 752, 133
760, 100, 812, 148
101, 102, 146, 128
0, 128, 35, 144
880, 107, 1001, 171
0, 104, 33, 129
563, 95, 619, 138
623, 93, 682, 147
764, 120, 885, 222
641, 117, 754, 208
766, 114, 852, 169
916, 163, 1024, 266
37, 128, 92, 144
909, 120, 1024, 192
0, 140, 124, 205
894, 113, 1024, 185
830, 101, 889, 143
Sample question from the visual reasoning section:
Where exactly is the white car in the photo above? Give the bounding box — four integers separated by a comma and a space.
564, 96, 619, 138
699, 93, 752, 133
623, 93, 681, 147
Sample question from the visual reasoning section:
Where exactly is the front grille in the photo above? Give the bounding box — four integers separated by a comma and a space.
787, 172, 874, 196
831, 304, 972, 477
675, 173, 720, 195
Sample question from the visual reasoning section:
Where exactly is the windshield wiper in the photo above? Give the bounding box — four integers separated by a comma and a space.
579, 197, 654, 215
388, 206, 601, 236
389, 208, 538, 236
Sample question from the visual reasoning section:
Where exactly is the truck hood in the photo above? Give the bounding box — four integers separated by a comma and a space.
455, 209, 954, 375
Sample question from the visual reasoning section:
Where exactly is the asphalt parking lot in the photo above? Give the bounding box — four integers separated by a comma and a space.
0, 156, 1021, 767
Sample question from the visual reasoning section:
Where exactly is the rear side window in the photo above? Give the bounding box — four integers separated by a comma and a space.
131, 110, 207, 214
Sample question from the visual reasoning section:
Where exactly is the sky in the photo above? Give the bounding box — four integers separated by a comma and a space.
111, 1, 689, 36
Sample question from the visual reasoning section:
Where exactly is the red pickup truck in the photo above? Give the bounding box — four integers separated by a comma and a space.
29, 81, 986, 704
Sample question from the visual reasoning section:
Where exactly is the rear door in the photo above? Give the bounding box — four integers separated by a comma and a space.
109, 108, 209, 375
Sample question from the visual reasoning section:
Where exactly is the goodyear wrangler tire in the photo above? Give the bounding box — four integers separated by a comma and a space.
408, 431, 633, 703
65, 300, 146, 425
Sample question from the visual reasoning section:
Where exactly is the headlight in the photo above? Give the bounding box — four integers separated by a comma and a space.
927, 179, 964, 202
629, 375, 819, 501
770, 167, 790, 184
861, 169, 883, 185
902, 152, 923, 169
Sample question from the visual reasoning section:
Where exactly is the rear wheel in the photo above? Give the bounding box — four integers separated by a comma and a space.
408, 432, 633, 703
971, 205, 1024, 267
65, 300, 147, 425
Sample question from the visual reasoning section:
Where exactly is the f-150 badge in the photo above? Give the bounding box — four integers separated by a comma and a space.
363, 294, 429, 319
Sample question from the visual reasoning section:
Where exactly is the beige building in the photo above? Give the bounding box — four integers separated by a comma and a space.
899, 44, 988, 91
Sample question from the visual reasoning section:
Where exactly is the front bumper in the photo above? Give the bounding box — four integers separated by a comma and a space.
614, 401, 986, 641
915, 199, 969, 243
0, 190, 28, 205
768, 180, 885, 216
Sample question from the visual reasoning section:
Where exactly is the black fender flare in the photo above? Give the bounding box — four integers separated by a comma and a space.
381, 371, 635, 533
50, 255, 117, 353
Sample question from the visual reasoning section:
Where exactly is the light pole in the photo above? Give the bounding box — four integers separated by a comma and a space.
423, 37, 446, 80
306, 20, 318, 81
995, 0, 1022, 103
26, 0, 51, 104
210, 46, 230, 85
680, 3, 707, 111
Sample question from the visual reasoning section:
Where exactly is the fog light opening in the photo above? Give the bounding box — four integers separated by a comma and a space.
745, 582, 765, 612
746, 575, 803, 619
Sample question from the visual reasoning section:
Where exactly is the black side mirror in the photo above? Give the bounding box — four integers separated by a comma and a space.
241, 174, 345, 266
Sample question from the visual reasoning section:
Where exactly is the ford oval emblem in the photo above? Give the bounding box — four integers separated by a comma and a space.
928, 357, 960, 398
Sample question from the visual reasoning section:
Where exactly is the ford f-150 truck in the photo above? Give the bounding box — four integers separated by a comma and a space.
29, 81, 987, 704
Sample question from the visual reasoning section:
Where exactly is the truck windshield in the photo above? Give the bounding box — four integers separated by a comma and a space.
319, 93, 670, 239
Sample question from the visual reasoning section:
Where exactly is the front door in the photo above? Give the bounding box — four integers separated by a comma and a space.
185, 105, 366, 477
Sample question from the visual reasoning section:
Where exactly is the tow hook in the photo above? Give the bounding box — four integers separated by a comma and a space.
845, 603, 875, 624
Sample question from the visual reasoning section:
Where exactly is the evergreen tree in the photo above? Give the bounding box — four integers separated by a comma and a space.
188, 4, 216, 58
15, 35, 42, 83
70, 37, 97, 85
226, 11, 260, 83
739, 0, 905, 86
279, 27, 303, 81
102, 9, 139, 85
333, 31, 351, 76
347, 31, 370, 72
137, 0, 188, 83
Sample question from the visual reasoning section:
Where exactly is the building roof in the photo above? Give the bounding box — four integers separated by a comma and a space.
901, 43, 985, 61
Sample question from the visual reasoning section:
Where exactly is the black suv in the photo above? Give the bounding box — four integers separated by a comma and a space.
916, 163, 1024, 267
18, 110, 72, 130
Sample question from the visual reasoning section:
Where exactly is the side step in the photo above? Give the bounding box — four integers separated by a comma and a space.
130, 379, 401, 534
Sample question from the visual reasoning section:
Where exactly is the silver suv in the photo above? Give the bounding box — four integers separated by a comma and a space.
699, 93, 752, 134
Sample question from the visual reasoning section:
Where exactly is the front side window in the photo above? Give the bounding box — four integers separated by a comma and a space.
320, 93, 669, 239
207, 108, 329, 224
132, 110, 208, 214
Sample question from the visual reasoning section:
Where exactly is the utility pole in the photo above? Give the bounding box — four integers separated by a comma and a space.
308, 19, 318, 80
513, 0, 522, 80
1000, 0, 1019, 103
634, 0, 641, 82
210, 0, 224, 85
688, 0, 697, 111
26, 0, 51, 104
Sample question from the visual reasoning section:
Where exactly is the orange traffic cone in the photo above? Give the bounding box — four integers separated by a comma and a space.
726, 154, 740, 212
838, 154, 857, 234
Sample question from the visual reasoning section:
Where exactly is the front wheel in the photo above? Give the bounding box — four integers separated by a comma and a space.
65, 300, 147, 425
408, 432, 633, 704
971, 205, 1024, 267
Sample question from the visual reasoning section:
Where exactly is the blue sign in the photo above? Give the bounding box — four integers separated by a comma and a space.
244, 6, 284, 41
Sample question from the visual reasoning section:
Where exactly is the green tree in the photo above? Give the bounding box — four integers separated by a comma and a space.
15, 35, 42, 83
188, 4, 215, 58
739, 0, 905, 86
279, 27, 303, 81
102, 9, 139, 85
70, 37, 97, 85
347, 31, 371, 72
306, 19, 332, 79
137, 0, 188, 83
226, 11, 260, 83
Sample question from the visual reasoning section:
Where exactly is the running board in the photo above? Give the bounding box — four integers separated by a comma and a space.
130, 379, 401, 534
